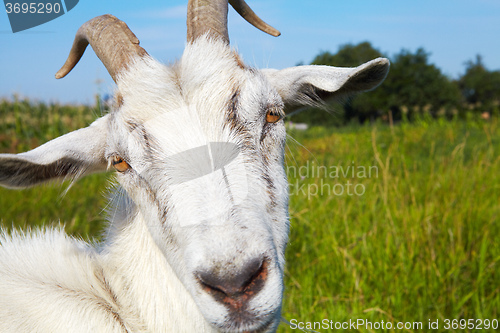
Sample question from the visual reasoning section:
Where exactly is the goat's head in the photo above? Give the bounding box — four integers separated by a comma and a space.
0, 1, 389, 332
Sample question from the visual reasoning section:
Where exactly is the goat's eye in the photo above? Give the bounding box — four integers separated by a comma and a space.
266, 109, 283, 123
111, 156, 130, 172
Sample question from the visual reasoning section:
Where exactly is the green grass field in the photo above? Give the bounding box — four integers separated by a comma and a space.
1, 99, 499, 332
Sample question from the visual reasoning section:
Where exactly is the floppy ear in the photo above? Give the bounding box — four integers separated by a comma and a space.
262, 58, 390, 110
0, 116, 109, 189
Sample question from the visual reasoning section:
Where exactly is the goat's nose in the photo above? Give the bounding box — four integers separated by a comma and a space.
197, 258, 268, 310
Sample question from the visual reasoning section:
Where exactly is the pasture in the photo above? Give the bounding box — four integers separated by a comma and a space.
1, 99, 498, 332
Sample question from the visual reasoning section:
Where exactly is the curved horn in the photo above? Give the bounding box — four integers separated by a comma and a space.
55, 14, 149, 82
229, 0, 280, 37
187, 0, 280, 44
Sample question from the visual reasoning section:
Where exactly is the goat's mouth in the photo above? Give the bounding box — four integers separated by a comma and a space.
212, 310, 277, 333
219, 314, 276, 333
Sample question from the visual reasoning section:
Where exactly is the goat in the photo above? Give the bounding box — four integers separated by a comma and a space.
0, 1, 389, 332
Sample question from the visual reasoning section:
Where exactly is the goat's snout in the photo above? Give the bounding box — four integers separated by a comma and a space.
197, 258, 268, 310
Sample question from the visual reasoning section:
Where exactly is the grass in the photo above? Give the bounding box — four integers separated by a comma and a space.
281, 117, 499, 332
1, 98, 499, 332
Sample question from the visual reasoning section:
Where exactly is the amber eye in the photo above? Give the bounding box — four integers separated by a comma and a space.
266, 108, 283, 123
111, 156, 130, 172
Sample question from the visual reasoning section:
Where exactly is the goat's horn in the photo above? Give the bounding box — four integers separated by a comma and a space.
229, 0, 280, 37
55, 14, 149, 82
187, 0, 280, 44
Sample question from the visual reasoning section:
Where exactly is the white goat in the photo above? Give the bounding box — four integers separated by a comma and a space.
0, 1, 389, 332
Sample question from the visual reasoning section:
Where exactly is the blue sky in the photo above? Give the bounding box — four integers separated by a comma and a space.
1, 0, 499, 104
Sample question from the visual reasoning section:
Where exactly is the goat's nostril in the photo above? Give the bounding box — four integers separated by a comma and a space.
197, 258, 268, 308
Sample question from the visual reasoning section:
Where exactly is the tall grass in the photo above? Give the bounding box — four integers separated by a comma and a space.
281, 117, 499, 332
0, 99, 498, 332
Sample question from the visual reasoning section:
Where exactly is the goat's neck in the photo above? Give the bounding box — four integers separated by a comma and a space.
101, 197, 215, 332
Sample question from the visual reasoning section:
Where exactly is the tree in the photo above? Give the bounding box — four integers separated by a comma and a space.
458, 55, 500, 112
381, 48, 461, 119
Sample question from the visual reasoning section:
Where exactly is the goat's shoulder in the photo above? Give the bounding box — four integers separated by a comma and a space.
0, 228, 131, 332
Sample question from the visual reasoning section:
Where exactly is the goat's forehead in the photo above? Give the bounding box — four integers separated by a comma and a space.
114, 38, 279, 125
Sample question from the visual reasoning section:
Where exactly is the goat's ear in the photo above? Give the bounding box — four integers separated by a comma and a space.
262, 58, 390, 110
0, 116, 109, 189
